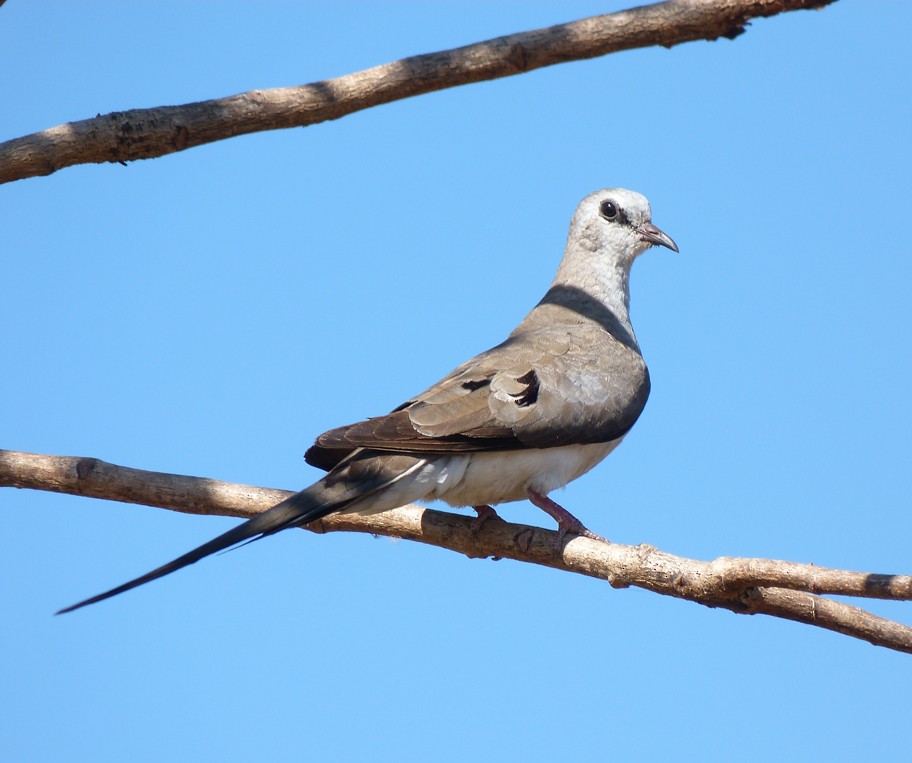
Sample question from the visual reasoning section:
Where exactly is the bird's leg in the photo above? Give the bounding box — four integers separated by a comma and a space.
471, 504, 501, 532
526, 489, 609, 548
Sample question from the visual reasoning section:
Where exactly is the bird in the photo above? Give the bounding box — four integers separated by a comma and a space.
58, 188, 678, 614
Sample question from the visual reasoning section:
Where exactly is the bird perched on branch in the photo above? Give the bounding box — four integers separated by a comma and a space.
59, 188, 678, 614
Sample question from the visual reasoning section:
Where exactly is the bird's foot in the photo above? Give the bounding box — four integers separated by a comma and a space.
471, 504, 501, 533
527, 489, 609, 550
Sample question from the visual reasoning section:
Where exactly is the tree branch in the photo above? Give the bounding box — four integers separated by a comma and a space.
3, 448, 910, 654
0, 0, 836, 185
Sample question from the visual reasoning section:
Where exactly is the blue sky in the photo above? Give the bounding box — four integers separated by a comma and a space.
2, 1, 911, 760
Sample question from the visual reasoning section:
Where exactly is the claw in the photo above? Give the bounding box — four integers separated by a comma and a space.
526, 490, 609, 550
471, 504, 501, 533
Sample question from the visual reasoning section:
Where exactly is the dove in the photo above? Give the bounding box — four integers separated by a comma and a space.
58, 188, 677, 613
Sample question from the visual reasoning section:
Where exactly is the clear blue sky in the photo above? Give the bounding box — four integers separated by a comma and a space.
3, 2, 911, 760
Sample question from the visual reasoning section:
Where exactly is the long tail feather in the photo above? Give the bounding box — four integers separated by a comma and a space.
56, 487, 332, 615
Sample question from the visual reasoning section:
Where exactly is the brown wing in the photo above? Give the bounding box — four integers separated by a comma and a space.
305, 324, 649, 471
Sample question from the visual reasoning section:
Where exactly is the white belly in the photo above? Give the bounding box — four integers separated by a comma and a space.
429, 439, 622, 506
339, 439, 623, 516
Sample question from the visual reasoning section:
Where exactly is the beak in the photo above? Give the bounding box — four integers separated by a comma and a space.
636, 222, 679, 253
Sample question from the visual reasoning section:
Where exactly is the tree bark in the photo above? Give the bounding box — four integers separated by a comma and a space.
0, 0, 836, 185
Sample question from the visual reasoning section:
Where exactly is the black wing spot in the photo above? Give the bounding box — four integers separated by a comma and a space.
512, 369, 539, 408
461, 378, 491, 392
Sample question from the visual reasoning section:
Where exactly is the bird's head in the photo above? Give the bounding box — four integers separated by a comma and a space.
570, 188, 678, 265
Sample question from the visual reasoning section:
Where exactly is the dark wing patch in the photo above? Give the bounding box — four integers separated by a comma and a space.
511, 369, 539, 408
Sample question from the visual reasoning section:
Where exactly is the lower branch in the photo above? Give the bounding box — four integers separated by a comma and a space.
3, 448, 910, 654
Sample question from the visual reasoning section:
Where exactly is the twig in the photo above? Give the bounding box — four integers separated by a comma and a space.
0, 0, 836, 185
3, 448, 910, 654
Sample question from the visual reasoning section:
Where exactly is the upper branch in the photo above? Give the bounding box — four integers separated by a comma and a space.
0, 0, 836, 185
3, 448, 910, 655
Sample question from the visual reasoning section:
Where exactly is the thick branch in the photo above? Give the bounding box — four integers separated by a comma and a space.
0, 0, 836, 185
3, 448, 910, 654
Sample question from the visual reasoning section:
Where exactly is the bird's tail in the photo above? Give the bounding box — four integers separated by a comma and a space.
55, 483, 341, 615
57, 450, 430, 614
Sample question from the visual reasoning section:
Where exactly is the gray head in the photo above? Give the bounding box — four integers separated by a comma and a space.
568, 188, 678, 267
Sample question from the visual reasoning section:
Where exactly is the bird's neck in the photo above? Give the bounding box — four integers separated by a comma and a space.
562, 236, 637, 322
556, 256, 634, 327
520, 251, 640, 352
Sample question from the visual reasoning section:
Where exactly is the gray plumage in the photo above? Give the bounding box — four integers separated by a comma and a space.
58, 188, 677, 614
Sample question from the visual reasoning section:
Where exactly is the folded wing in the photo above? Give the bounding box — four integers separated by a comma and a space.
306, 323, 650, 471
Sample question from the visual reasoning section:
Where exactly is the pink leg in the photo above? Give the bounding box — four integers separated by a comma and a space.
527, 490, 609, 547
471, 504, 501, 532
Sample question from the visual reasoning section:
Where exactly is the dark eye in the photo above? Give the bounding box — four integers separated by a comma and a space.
599, 200, 618, 220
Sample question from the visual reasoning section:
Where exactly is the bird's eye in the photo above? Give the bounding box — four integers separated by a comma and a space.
599, 200, 618, 220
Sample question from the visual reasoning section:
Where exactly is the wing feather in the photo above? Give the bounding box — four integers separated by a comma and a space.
305, 324, 649, 471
